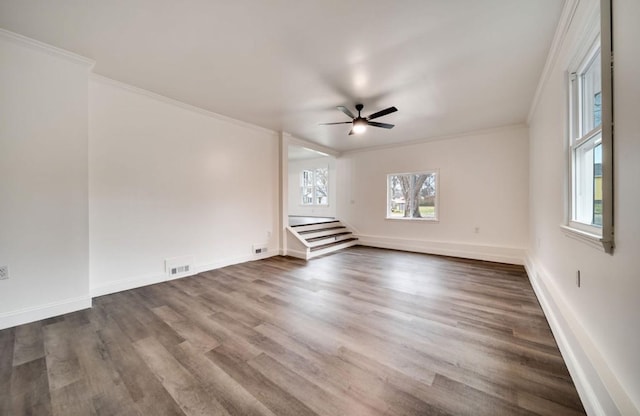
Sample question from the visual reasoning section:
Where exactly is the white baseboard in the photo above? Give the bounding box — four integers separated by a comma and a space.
0, 296, 92, 330
356, 234, 525, 265
196, 250, 278, 274
91, 272, 169, 298
283, 248, 307, 260
90, 250, 279, 298
524, 253, 637, 416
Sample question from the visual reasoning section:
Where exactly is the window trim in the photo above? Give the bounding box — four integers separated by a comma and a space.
386, 170, 439, 222
563, 0, 613, 253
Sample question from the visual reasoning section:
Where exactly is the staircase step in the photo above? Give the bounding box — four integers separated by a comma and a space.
298, 228, 348, 240
286, 218, 357, 260
306, 232, 354, 248
306, 231, 352, 243
310, 237, 359, 252
297, 226, 345, 235
290, 219, 339, 228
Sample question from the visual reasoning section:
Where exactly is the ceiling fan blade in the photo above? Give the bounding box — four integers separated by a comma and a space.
367, 121, 395, 129
319, 122, 352, 125
348, 129, 355, 135
337, 106, 356, 119
367, 106, 398, 120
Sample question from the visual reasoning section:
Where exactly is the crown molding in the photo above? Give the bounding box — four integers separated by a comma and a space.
527, 0, 581, 124
339, 123, 527, 157
0, 28, 95, 68
90, 74, 278, 137
281, 132, 340, 158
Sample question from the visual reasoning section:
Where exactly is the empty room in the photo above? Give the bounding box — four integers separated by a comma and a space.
0, 0, 638, 415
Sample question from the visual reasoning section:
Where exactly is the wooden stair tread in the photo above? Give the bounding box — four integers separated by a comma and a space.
298, 226, 346, 235
290, 220, 339, 228
309, 237, 358, 252
305, 231, 352, 242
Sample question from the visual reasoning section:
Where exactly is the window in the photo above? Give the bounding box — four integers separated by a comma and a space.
301, 167, 328, 205
564, 0, 613, 253
569, 43, 602, 232
387, 171, 438, 220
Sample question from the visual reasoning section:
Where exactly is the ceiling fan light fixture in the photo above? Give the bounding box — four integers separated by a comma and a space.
319, 104, 397, 136
353, 119, 367, 134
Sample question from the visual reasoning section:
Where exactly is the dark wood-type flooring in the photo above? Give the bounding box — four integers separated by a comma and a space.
0, 247, 586, 415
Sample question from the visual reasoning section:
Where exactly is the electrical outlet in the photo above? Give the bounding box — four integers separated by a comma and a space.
0, 265, 8, 280
576, 270, 581, 287
474, 227, 480, 234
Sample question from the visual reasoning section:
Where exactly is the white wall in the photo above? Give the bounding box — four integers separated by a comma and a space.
527, 0, 640, 414
0, 32, 93, 329
89, 76, 279, 296
288, 156, 336, 218
338, 125, 529, 264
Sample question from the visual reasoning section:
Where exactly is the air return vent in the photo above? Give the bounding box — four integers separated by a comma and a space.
252, 244, 268, 255
170, 265, 190, 275
165, 255, 195, 279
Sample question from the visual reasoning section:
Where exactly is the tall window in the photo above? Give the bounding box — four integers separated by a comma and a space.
301, 167, 328, 205
387, 171, 438, 220
569, 42, 602, 233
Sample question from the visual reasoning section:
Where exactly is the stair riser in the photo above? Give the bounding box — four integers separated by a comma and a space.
308, 240, 359, 259
300, 228, 348, 239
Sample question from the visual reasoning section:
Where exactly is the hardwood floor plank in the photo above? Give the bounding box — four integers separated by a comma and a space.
174, 341, 277, 416
10, 357, 52, 416
0, 328, 15, 416
517, 390, 588, 416
248, 352, 381, 416
43, 320, 83, 391
0, 247, 585, 415
152, 306, 220, 353
207, 344, 319, 416
133, 337, 230, 416
96, 313, 185, 416
253, 322, 441, 416
50, 379, 97, 416
12, 321, 45, 367
72, 322, 141, 416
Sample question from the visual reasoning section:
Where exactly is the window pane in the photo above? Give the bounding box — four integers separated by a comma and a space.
301, 186, 314, 205
418, 174, 436, 219
315, 167, 328, 205
581, 50, 601, 134
301, 170, 313, 187
593, 143, 602, 226
574, 134, 602, 227
388, 175, 405, 218
387, 172, 437, 219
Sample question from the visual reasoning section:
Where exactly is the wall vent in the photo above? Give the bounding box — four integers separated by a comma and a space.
165, 255, 195, 279
252, 244, 268, 255
170, 265, 190, 276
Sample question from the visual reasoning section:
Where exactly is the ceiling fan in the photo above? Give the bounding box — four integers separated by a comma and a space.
319, 104, 398, 135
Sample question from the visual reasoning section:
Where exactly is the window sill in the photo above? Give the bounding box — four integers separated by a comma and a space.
386, 217, 439, 222
560, 225, 605, 251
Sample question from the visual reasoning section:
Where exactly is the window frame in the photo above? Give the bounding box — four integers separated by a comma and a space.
300, 167, 329, 206
568, 40, 602, 235
563, 0, 613, 253
386, 170, 439, 222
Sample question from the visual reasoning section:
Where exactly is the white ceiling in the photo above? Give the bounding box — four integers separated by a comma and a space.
0, 0, 563, 152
